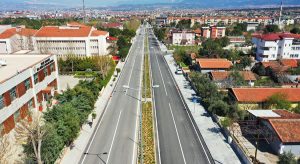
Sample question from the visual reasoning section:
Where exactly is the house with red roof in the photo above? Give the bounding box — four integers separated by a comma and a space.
229, 88, 300, 110
252, 33, 300, 62
0, 25, 37, 54
197, 58, 232, 73
33, 22, 110, 57
247, 109, 300, 155
209, 71, 256, 87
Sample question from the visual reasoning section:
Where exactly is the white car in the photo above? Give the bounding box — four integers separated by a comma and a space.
175, 68, 183, 74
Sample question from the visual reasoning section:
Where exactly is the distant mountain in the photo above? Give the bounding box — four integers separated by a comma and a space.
179, 0, 300, 8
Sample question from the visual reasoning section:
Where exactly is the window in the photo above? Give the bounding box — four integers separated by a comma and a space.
50, 64, 55, 72
10, 87, 17, 101
28, 99, 34, 109
44, 68, 48, 76
14, 110, 20, 122
0, 95, 4, 109
25, 79, 30, 90
34, 73, 38, 84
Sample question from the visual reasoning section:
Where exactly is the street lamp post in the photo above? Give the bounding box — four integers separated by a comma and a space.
83, 152, 108, 164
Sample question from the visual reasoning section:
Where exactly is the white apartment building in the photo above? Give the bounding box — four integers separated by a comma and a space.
0, 54, 59, 135
252, 33, 300, 61
33, 23, 110, 57
172, 30, 195, 45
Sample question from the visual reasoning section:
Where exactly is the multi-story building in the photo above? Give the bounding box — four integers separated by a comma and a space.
0, 54, 59, 135
201, 26, 226, 39
252, 33, 300, 61
33, 23, 110, 57
167, 16, 272, 27
172, 30, 195, 45
0, 25, 37, 54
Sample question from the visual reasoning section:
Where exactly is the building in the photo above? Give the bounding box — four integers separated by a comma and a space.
167, 16, 272, 27
209, 71, 256, 87
210, 26, 226, 39
155, 15, 168, 26
247, 109, 300, 156
201, 26, 226, 39
33, 22, 110, 57
228, 36, 246, 45
171, 30, 195, 45
0, 54, 59, 136
0, 25, 37, 54
196, 58, 232, 73
252, 33, 300, 61
246, 22, 259, 31
229, 88, 300, 110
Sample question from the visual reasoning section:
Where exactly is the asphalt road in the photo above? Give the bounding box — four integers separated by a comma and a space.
79, 26, 145, 164
148, 28, 215, 164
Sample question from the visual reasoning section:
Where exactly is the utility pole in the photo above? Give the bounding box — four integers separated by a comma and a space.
82, 0, 86, 23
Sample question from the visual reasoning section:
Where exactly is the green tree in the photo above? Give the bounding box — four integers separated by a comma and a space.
228, 71, 246, 87
264, 25, 280, 33
208, 100, 229, 116
239, 56, 252, 69
176, 19, 191, 29
199, 39, 222, 57
216, 37, 230, 47
290, 27, 300, 34
265, 93, 291, 110
278, 151, 297, 164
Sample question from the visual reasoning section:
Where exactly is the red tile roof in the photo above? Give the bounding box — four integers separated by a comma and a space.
269, 119, 300, 143
231, 88, 300, 103
262, 61, 290, 73
0, 28, 17, 39
91, 30, 108, 36
273, 110, 300, 119
280, 59, 298, 68
0, 28, 38, 39
106, 36, 118, 41
253, 33, 300, 41
211, 71, 256, 81
198, 58, 232, 69
35, 26, 92, 37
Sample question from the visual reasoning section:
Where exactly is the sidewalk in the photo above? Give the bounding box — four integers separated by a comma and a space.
162, 51, 242, 163
58, 60, 125, 164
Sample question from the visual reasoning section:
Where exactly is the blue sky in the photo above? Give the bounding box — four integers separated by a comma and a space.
4, 0, 300, 7
13, 0, 180, 7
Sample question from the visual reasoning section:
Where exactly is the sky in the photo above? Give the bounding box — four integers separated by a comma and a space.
16, 0, 180, 7
3, 0, 300, 8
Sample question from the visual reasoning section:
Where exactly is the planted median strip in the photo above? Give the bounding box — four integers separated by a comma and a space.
140, 31, 155, 164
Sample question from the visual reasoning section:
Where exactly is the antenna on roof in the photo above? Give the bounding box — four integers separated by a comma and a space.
82, 0, 86, 24
278, 0, 283, 30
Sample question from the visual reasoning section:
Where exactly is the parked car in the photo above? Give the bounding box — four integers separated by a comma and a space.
176, 68, 183, 74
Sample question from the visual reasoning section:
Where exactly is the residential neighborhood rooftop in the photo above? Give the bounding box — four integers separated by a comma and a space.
210, 71, 256, 81
197, 58, 232, 69
231, 88, 300, 102
268, 119, 300, 143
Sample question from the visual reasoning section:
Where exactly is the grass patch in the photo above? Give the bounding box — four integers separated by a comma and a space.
142, 102, 155, 164
143, 34, 151, 98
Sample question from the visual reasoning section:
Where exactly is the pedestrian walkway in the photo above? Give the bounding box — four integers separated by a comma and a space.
163, 52, 242, 164
58, 61, 125, 164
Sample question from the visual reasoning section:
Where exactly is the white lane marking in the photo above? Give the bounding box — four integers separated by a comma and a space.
131, 28, 144, 164
152, 89, 162, 164
106, 111, 123, 164
163, 57, 212, 164
153, 47, 168, 96
81, 95, 114, 164
168, 103, 187, 164
148, 33, 162, 164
